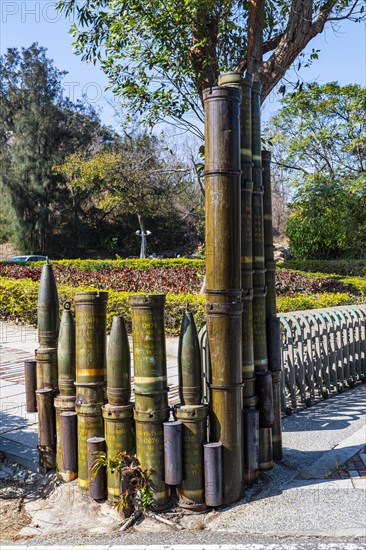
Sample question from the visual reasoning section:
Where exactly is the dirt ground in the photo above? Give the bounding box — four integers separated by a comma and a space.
0, 453, 59, 541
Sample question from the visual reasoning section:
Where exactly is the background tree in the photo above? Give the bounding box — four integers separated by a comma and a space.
265, 82, 366, 259
56, 0, 365, 135
0, 43, 111, 255
54, 134, 201, 257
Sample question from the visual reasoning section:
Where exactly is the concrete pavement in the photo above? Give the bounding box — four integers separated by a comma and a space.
0, 320, 365, 546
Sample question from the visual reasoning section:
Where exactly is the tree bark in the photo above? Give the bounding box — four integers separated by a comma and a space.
247, 0, 265, 75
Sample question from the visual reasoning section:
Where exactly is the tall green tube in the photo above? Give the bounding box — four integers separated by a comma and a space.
129, 294, 169, 507
203, 85, 243, 504
74, 292, 108, 405
262, 150, 283, 461
251, 82, 272, 470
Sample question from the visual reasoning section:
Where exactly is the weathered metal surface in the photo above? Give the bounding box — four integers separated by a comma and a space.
178, 309, 202, 406
259, 427, 273, 471
163, 421, 183, 486
242, 408, 259, 485
107, 315, 131, 406
271, 371, 283, 461
25, 360, 37, 413
59, 410, 78, 481
218, 72, 255, 384
174, 404, 208, 510
203, 442, 223, 508
251, 82, 268, 375
37, 259, 59, 348
134, 408, 170, 507
208, 385, 243, 503
203, 85, 243, 504
279, 305, 366, 412
36, 347, 58, 392
54, 395, 75, 477
76, 402, 104, 490
36, 388, 56, 469
129, 295, 168, 412
58, 302, 76, 396
255, 372, 274, 428
74, 291, 108, 385
74, 382, 105, 406
87, 437, 106, 500
102, 403, 135, 501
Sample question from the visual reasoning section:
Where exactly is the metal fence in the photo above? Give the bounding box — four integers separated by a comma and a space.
280, 304, 366, 413
199, 304, 366, 414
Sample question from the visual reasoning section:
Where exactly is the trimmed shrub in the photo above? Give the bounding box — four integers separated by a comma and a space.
278, 260, 366, 277
1, 278, 361, 336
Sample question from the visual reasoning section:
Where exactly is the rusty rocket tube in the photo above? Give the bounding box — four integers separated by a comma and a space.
262, 150, 283, 461
203, 85, 243, 505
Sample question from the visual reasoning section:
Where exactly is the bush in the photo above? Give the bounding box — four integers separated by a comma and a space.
276, 292, 355, 312
0, 277, 206, 336
278, 260, 366, 277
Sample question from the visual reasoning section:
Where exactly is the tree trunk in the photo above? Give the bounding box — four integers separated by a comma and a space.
137, 213, 147, 258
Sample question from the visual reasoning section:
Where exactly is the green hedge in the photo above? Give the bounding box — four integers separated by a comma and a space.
1, 277, 362, 336
278, 259, 366, 277
0, 277, 205, 336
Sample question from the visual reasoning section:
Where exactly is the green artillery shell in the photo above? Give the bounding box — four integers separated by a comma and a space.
252, 81, 268, 374
129, 295, 168, 412
74, 382, 105, 406
259, 427, 273, 471
76, 402, 104, 490
36, 388, 56, 469
58, 303, 76, 396
174, 404, 208, 510
107, 315, 131, 406
74, 292, 108, 385
54, 395, 75, 477
134, 408, 170, 507
102, 403, 135, 501
178, 309, 202, 406
59, 411, 78, 482
36, 347, 58, 392
242, 377, 257, 408
37, 260, 60, 348
218, 72, 255, 383
271, 371, 283, 461
208, 386, 243, 504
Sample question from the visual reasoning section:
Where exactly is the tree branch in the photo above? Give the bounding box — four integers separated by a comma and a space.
327, 0, 360, 21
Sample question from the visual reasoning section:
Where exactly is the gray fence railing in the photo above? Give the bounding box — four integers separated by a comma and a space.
198, 304, 366, 414
279, 304, 366, 413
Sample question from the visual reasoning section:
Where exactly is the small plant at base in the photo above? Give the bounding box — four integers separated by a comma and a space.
90, 451, 155, 514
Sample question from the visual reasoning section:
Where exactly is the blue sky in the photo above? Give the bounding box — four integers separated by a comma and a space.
1, 1, 365, 131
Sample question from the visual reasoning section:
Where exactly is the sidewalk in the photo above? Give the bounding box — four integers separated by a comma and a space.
0, 320, 365, 544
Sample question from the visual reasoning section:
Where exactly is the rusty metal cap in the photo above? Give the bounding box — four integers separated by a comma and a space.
174, 404, 209, 421
102, 402, 134, 420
